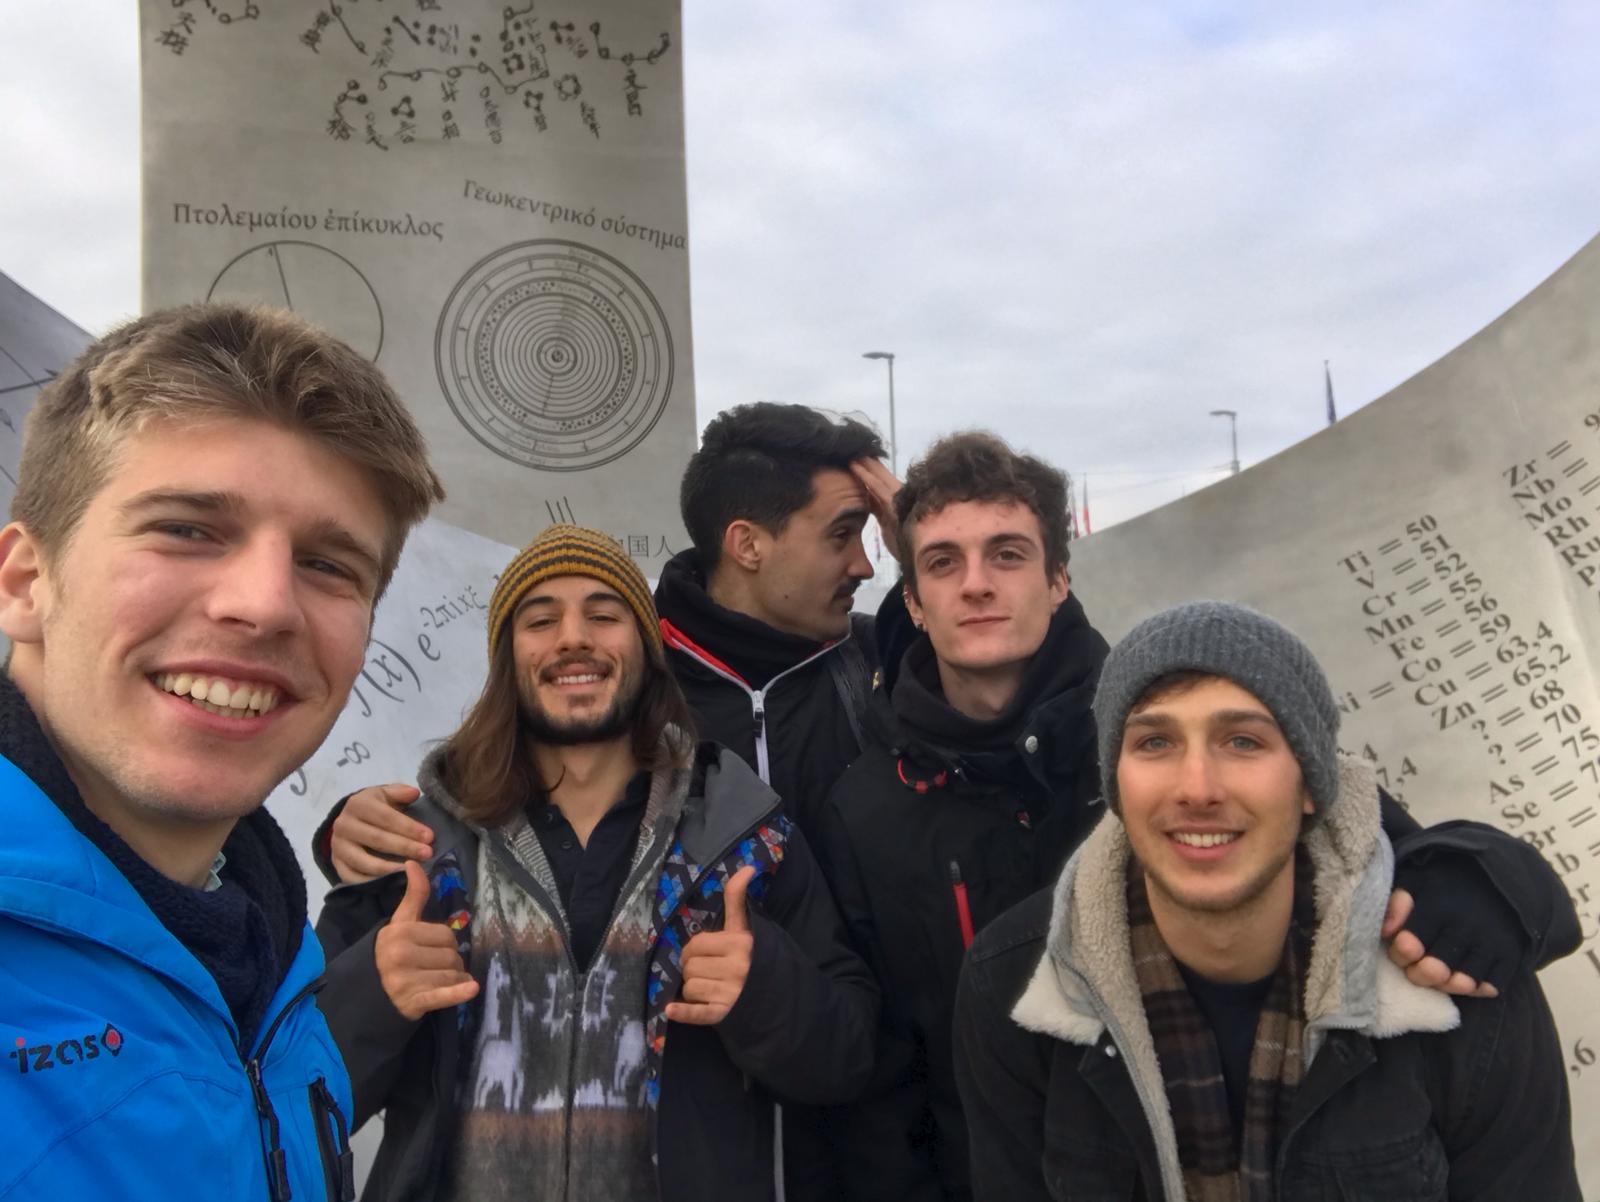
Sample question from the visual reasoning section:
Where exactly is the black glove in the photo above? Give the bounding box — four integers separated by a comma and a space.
1391, 851, 1526, 991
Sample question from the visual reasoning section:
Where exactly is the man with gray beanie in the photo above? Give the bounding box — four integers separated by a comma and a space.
954, 601, 1579, 1201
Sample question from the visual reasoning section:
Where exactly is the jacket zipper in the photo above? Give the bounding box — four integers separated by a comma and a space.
309, 1076, 357, 1201
751, 690, 769, 780
949, 860, 975, 950
244, 977, 354, 1202
562, 985, 581, 1201
662, 624, 845, 787
244, 979, 316, 1202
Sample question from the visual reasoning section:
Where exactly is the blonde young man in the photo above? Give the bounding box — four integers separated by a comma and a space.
0, 305, 442, 1200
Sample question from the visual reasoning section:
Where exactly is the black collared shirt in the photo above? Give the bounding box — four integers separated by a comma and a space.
530, 771, 650, 972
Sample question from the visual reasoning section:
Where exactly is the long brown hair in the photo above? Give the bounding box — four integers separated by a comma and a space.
438, 627, 696, 828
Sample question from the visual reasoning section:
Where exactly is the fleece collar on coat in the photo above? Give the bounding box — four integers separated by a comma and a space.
1010, 755, 1460, 1200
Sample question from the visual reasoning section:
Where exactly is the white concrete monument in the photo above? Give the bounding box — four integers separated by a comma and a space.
139, 0, 696, 874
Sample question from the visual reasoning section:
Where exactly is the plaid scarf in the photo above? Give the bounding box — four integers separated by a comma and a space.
1128, 850, 1313, 1202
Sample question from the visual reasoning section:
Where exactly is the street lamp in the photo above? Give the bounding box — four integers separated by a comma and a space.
1209, 409, 1240, 476
862, 351, 897, 476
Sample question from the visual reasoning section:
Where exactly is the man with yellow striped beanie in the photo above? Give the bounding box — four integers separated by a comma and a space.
488, 523, 667, 666
313, 523, 878, 1202
483, 525, 669, 746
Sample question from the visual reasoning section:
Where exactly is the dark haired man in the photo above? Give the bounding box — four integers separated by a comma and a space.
0, 303, 444, 1198
660, 402, 888, 836
818, 432, 1577, 1201
955, 602, 1578, 1200
314, 524, 875, 1202
661, 404, 898, 1199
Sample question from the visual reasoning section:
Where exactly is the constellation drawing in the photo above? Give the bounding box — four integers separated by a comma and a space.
153, 0, 675, 149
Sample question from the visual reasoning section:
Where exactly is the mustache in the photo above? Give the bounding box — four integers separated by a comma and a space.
540, 657, 609, 679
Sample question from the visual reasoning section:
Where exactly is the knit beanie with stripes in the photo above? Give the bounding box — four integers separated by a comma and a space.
486, 524, 664, 662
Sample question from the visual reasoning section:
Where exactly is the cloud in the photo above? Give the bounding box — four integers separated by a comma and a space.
4, 1, 1598, 528
684, 2, 1600, 525
0, 4, 141, 331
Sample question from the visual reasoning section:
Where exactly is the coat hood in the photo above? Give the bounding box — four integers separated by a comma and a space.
411, 730, 779, 872
655, 549, 840, 688
889, 590, 1106, 787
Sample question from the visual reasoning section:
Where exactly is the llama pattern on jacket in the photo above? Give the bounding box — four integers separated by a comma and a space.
445, 782, 674, 1202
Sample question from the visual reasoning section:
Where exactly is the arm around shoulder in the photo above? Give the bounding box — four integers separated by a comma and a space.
1435, 971, 1581, 1200
1393, 817, 1581, 972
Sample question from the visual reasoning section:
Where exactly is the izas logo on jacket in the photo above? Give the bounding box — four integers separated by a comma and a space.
8, 1023, 125, 1074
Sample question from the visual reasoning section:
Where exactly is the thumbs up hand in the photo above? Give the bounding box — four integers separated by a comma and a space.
666, 866, 757, 1026
373, 861, 480, 1021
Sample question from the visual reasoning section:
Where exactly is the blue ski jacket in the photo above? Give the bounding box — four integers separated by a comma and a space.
0, 753, 356, 1200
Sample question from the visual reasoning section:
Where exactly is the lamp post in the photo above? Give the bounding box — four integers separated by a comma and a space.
862, 351, 897, 476
1209, 408, 1240, 476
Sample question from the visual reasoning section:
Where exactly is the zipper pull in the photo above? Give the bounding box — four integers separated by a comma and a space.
949, 861, 975, 950
246, 1057, 270, 1113
247, 1060, 293, 1202
314, 1078, 357, 1201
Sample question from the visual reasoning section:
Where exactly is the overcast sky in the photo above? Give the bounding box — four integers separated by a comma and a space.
3, 2, 1598, 527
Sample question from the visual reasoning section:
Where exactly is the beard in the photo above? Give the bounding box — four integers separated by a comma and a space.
519, 662, 647, 746
1138, 834, 1298, 917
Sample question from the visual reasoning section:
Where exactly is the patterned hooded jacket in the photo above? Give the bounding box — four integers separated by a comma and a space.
314, 738, 876, 1202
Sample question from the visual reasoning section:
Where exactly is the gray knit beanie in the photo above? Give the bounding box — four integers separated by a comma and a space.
1092, 601, 1340, 820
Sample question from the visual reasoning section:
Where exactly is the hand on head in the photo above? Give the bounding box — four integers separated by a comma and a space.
850, 458, 903, 562
665, 865, 757, 1026
374, 860, 479, 1021
330, 783, 433, 883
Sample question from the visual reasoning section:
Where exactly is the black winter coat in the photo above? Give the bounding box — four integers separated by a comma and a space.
953, 873, 1580, 1201
815, 594, 1108, 1202
653, 552, 886, 1202
654, 550, 876, 842
314, 744, 877, 1202
815, 594, 1582, 1202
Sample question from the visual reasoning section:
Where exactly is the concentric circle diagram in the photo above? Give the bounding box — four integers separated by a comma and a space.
435, 240, 674, 472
